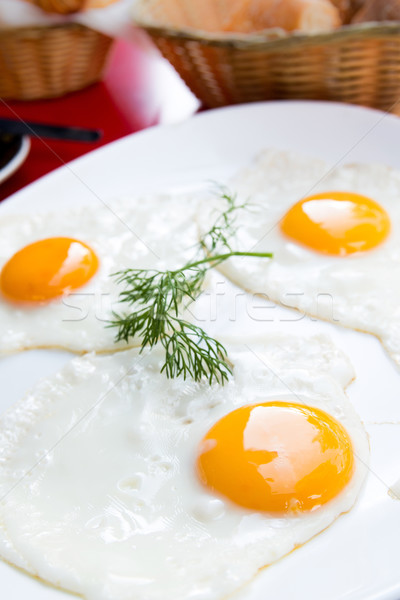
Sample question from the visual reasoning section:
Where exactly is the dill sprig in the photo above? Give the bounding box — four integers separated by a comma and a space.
109, 190, 272, 384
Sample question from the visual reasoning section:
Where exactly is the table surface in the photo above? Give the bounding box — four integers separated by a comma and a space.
0, 39, 200, 202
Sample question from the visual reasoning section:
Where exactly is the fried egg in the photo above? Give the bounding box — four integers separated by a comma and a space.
0, 193, 199, 354
0, 334, 368, 600
201, 149, 400, 367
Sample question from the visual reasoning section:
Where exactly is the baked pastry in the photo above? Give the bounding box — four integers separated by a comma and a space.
352, 0, 400, 22
223, 0, 341, 33
329, 0, 365, 23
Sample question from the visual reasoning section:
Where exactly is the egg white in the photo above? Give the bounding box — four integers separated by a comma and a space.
200, 149, 400, 368
0, 192, 200, 354
0, 334, 368, 600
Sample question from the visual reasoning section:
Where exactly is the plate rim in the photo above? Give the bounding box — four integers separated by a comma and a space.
1, 99, 400, 210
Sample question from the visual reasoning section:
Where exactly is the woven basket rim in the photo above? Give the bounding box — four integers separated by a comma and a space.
132, 2, 400, 50
0, 22, 111, 37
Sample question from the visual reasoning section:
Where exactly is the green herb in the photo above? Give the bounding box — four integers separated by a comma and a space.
109, 190, 272, 384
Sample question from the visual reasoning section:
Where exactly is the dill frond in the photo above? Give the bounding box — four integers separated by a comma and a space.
109, 190, 272, 384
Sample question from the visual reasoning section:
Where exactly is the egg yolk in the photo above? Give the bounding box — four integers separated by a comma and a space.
0, 237, 99, 303
280, 191, 390, 256
196, 401, 354, 514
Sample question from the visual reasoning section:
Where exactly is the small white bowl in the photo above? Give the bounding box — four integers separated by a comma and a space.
0, 135, 30, 185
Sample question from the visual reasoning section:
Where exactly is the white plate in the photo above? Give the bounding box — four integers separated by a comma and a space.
0, 135, 30, 184
1, 100, 400, 600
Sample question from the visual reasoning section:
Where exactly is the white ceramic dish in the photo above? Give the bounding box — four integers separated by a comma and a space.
1, 101, 400, 600
0, 134, 30, 184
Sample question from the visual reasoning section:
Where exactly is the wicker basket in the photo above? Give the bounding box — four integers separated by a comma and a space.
132, 0, 400, 115
0, 22, 113, 100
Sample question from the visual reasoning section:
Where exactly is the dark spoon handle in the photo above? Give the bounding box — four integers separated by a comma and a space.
0, 119, 102, 142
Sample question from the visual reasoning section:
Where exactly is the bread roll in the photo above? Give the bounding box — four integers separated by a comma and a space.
223, 0, 341, 33
352, 0, 400, 23
29, 0, 117, 14
32, 0, 88, 13
86, 0, 119, 6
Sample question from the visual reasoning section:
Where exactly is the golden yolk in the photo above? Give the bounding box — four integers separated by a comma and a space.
280, 191, 390, 256
196, 401, 354, 514
0, 237, 99, 303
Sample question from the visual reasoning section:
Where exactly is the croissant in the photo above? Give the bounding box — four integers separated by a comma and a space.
223, 0, 341, 33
